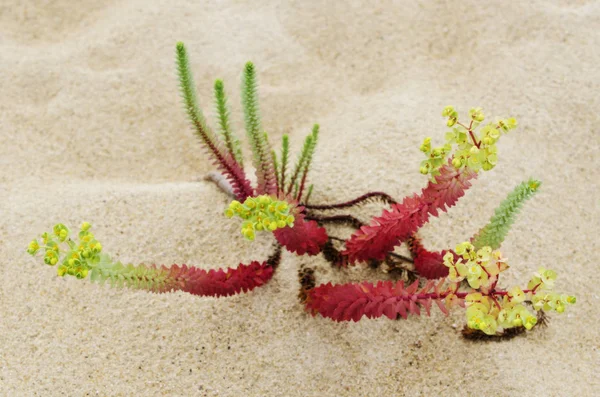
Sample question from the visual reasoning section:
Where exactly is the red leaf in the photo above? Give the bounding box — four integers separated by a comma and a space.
160, 261, 274, 297
383, 298, 398, 319
305, 279, 451, 322
435, 299, 449, 315
396, 301, 408, 319
274, 213, 328, 255
343, 161, 476, 263
407, 235, 455, 279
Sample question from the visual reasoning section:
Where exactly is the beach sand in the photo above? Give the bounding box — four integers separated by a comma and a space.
1, 1, 599, 395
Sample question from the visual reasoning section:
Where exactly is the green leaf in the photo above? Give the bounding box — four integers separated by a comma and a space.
471, 179, 541, 250
242, 62, 276, 194
214, 79, 243, 166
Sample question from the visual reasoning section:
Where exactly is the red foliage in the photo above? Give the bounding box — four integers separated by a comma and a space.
160, 261, 274, 297
213, 154, 254, 201
274, 213, 328, 255
407, 235, 454, 279
305, 279, 452, 322
193, 119, 254, 201
343, 162, 476, 263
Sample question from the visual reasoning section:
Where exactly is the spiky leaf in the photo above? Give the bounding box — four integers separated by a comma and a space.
176, 43, 253, 200
407, 235, 454, 279
241, 62, 277, 195
471, 179, 541, 250
287, 125, 318, 196
214, 79, 244, 167
92, 258, 274, 297
343, 161, 477, 263
306, 279, 455, 322
273, 212, 328, 255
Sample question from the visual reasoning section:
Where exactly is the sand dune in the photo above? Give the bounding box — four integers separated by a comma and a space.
1, 1, 599, 395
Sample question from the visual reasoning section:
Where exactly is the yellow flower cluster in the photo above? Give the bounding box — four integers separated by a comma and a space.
443, 242, 508, 290
27, 222, 103, 279
225, 195, 295, 241
445, 241, 576, 335
420, 106, 518, 179
528, 267, 576, 313
466, 291, 538, 335
532, 292, 576, 313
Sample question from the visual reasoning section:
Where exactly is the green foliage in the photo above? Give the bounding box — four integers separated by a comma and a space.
241, 62, 262, 144
214, 79, 243, 166
89, 257, 170, 291
305, 184, 314, 204
302, 125, 319, 176
279, 134, 290, 189
176, 42, 214, 143
176, 43, 320, 201
287, 124, 319, 196
471, 179, 541, 250
27, 222, 170, 289
242, 62, 276, 194
176, 43, 256, 200
298, 124, 319, 200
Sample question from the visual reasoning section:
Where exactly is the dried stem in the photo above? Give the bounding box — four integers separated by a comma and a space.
304, 191, 396, 210
305, 214, 365, 229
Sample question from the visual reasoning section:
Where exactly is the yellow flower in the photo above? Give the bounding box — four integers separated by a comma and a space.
469, 107, 485, 122
420, 137, 432, 153
226, 195, 295, 240
27, 239, 40, 255
442, 106, 456, 117
466, 262, 488, 289
455, 242, 474, 257
508, 286, 526, 303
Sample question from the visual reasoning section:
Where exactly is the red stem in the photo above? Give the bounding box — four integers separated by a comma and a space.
430, 287, 540, 302
193, 120, 254, 200
297, 168, 308, 202
457, 120, 480, 149
469, 130, 481, 149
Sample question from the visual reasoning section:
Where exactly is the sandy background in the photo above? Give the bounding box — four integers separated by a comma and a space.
1, 0, 599, 396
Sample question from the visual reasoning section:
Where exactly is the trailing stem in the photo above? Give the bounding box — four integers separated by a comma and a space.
304, 191, 396, 210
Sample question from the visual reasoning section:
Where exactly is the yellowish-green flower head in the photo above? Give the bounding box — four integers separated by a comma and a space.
226, 195, 295, 241
532, 292, 576, 313
27, 222, 103, 279
528, 267, 557, 290
446, 241, 575, 334
445, 242, 507, 290
420, 106, 518, 179
53, 223, 69, 242
461, 265, 575, 334
508, 286, 526, 303
27, 239, 40, 255
465, 293, 499, 335
469, 107, 485, 123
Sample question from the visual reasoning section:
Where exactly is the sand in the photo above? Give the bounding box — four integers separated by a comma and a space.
1, 0, 599, 396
